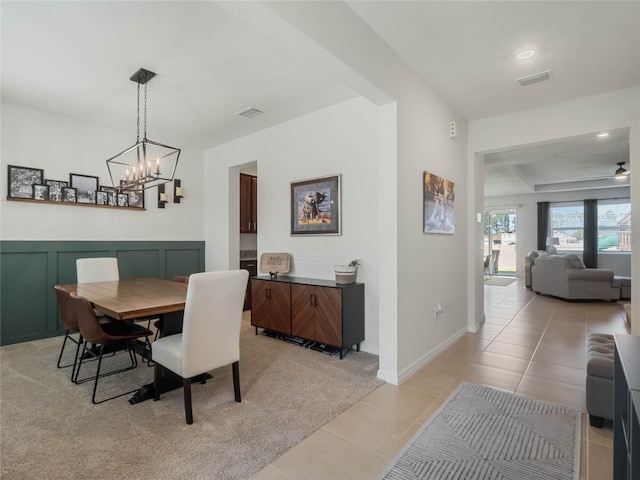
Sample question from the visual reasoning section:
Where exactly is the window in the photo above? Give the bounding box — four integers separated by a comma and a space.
549, 203, 584, 252
597, 199, 631, 252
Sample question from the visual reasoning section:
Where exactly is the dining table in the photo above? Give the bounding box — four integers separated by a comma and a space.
58, 277, 204, 404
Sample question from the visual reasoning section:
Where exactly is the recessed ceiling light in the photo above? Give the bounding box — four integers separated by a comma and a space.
516, 49, 536, 60
597, 132, 610, 138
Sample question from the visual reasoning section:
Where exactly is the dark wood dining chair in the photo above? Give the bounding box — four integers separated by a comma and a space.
152, 270, 248, 424
71, 294, 153, 404
54, 286, 85, 381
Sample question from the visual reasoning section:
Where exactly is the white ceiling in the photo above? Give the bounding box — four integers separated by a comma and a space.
2, 1, 638, 196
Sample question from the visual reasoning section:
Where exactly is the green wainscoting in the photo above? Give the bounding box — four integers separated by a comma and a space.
0, 241, 205, 345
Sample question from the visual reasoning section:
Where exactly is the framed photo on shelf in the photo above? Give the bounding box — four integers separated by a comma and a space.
62, 187, 77, 203
33, 184, 49, 201
117, 193, 129, 207
120, 183, 144, 208
96, 191, 108, 206
7, 165, 44, 199
45, 179, 68, 202
99, 186, 117, 206
290, 174, 341, 236
69, 173, 98, 204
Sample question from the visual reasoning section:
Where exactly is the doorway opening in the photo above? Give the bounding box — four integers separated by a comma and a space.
483, 208, 517, 276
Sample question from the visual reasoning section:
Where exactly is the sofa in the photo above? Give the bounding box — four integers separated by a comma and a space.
531, 253, 620, 301
524, 250, 546, 289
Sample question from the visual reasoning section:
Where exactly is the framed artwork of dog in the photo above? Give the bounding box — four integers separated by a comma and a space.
290, 174, 341, 236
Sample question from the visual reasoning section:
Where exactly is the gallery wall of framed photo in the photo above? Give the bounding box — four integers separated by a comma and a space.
6, 165, 145, 210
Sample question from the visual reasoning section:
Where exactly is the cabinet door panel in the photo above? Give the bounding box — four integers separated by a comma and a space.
239, 174, 252, 233
251, 176, 258, 232
315, 287, 342, 346
250, 279, 270, 329
269, 282, 291, 334
292, 285, 315, 339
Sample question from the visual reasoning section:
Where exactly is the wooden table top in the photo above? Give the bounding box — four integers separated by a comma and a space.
58, 277, 188, 320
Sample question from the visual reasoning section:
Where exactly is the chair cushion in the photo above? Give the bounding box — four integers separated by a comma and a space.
101, 321, 152, 341
152, 333, 184, 376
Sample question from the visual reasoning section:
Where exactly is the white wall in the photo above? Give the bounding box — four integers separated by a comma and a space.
393, 91, 469, 382
1, 104, 205, 241
470, 87, 639, 333
485, 186, 632, 277
204, 97, 381, 353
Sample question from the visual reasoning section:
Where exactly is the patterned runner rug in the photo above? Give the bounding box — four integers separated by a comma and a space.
377, 383, 580, 480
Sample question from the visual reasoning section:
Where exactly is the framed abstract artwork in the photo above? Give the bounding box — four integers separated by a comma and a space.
291, 174, 340, 236
423, 170, 455, 234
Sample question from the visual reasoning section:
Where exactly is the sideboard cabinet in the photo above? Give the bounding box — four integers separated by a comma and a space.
251, 278, 291, 334
614, 334, 640, 480
251, 276, 364, 358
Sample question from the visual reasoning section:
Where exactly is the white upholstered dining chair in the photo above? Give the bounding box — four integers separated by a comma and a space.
152, 269, 249, 424
76, 257, 120, 318
76, 257, 120, 284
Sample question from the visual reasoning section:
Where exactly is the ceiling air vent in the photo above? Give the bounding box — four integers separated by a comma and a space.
236, 107, 264, 119
515, 70, 551, 87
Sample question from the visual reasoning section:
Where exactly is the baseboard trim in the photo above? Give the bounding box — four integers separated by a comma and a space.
395, 326, 468, 385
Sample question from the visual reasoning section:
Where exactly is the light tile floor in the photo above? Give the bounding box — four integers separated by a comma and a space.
251, 278, 629, 480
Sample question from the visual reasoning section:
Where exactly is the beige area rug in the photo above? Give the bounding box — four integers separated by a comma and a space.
0, 315, 382, 480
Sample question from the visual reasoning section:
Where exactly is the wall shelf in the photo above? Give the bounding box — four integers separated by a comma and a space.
6, 196, 146, 211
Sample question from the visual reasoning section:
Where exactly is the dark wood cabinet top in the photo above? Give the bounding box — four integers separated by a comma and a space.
253, 275, 363, 289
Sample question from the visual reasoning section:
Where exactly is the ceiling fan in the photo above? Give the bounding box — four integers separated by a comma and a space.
614, 162, 631, 179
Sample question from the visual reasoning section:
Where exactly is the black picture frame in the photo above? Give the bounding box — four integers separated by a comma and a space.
99, 186, 117, 206
96, 191, 108, 205
120, 182, 144, 209
117, 193, 129, 207
33, 184, 49, 201
45, 179, 68, 202
70, 173, 98, 204
62, 187, 77, 203
290, 174, 341, 236
7, 165, 44, 199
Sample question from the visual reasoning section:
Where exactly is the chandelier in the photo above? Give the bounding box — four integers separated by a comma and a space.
106, 68, 180, 192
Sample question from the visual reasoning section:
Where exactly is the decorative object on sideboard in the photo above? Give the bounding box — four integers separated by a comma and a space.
290, 174, 341, 236
105, 67, 180, 193
259, 252, 291, 279
334, 259, 361, 285
174, 179, 183, 203
158, 184, 168, 208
